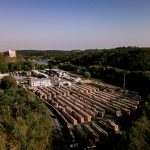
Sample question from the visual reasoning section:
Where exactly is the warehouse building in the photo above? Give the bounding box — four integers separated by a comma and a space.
29, 78, 51, 87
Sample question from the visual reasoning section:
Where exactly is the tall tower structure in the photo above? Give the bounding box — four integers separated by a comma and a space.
9, 48, 16, 57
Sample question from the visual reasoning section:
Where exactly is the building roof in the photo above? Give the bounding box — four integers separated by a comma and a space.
30, 78, 50, 82
50, 69, 66, 73
9, 48, 16, 52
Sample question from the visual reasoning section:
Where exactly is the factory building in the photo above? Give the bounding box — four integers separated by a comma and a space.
50, 69, 68, 77
0, 73, 9, 79
32, 70, 49, 78
29, 78, 51, 87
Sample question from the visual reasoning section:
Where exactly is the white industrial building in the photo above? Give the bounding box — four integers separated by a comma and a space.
32, 70, 49, 78
9, 49, 16, 57
29, 78, 51, 87
50, 69, 67, 77
63, 76, 81, 83
0, 73, 9, 79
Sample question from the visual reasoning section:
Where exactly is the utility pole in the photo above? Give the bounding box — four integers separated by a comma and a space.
123, 72, 126, 89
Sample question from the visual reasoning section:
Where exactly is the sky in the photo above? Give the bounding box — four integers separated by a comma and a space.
0, 0, 150, 50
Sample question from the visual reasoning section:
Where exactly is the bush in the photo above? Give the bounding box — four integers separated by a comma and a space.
84, 71, 91, 78
1, 76, 17, 89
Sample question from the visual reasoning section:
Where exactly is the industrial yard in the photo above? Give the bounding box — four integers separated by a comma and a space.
10, 69, 141, 149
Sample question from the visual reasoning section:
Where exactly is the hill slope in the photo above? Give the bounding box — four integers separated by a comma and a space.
0, 88, 52, 150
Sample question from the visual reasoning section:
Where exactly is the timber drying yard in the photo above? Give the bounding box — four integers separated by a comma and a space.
10, 69, 141, 149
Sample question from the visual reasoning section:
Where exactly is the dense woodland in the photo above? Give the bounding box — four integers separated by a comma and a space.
0, 76, 52, 149
0, 47, 150, 149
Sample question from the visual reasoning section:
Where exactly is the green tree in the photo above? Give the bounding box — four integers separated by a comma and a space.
8, 63, 15, 72
0, 88, 52, 149
1, 76, 17, 89
84, 71, 91, 78
0, 63, 8, 73
48, 62, 53, 69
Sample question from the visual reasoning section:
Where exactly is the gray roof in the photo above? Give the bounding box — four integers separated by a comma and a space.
30, 78, 50, 82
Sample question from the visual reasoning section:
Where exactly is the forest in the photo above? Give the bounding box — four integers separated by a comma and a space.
0, 76, 52, 150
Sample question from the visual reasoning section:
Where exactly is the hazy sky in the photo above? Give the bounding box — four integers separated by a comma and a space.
0, 0, 150, 50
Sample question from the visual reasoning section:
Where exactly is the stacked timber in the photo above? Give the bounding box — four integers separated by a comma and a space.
53, 101, 58, 107
74, 125, 87, 141
38, 87, 52, 98
57, 96, 90, 123
93, 105, 105, 117
68, 85, 126, 116
50, 100, 59, 107
55, 96, 85, 123
70, 94, 100, 115
73, 85, 89, 93
77, 84, 99, 93
91, 91, 130, 115
54, 87, 67, 96
90, 122, 108, 137
71, 86, 86, 93
121, 98, 139, 106
43, 87, 57, 98
91, 94, 123, 116
68, 89, 105, 117
77, 85, 92, 93
94, 90, 138, 112
104, 119, 119, 132
65, 106, 85, 123
59, 87, 70, 95
82, 124, 99, 142
47, 87, 62, 96
72, 111, 84, 123
98, 120, 109, 131
65, 106, 73, 114
64, 96, 92, 121
35, 90, 48, 99
61, 110, 77, 125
